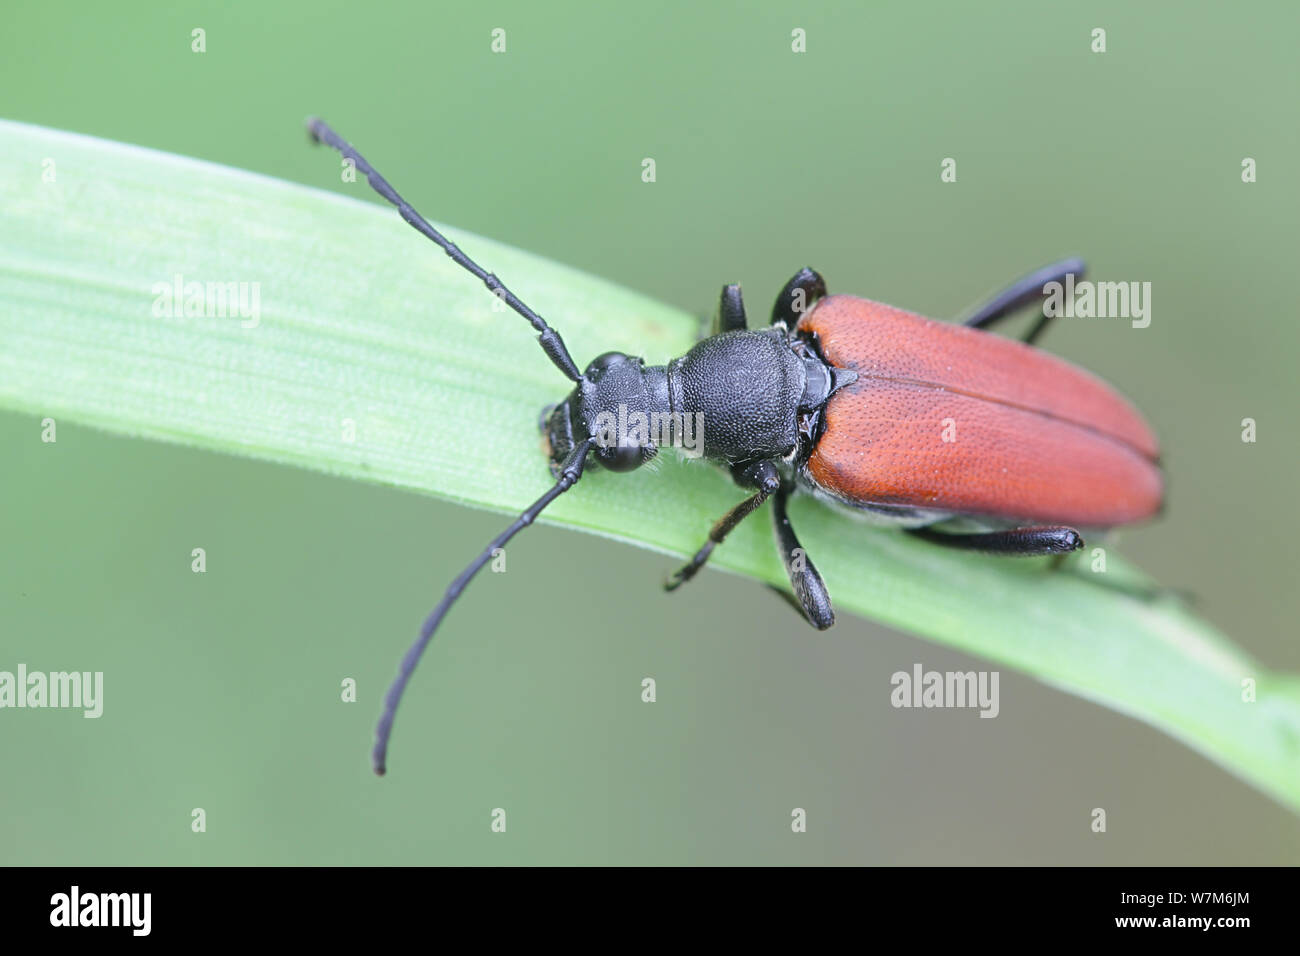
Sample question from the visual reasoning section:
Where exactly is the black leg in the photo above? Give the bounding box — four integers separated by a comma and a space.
713, 283, 748, 334
772, 267, 827, 328
665, 460, 781, 590
963, 257, 1086, 344
771, 485, 835, 629
908, 525, 1084, 556
1019, 310, 1054, 347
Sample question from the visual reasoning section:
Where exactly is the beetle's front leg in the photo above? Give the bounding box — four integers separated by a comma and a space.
664, 460, 781, 590
711, 283, 749, 335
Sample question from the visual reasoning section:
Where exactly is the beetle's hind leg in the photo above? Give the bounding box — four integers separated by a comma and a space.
771, 484, 835, 629
907, 525, 1084, 556
772, 267, 827, 328
962, 258, 1086, 345
912, 523, 1195, 603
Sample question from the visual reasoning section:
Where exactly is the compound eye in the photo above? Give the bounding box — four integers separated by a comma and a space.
586, 352, 632, 377
594, 441, 645, 472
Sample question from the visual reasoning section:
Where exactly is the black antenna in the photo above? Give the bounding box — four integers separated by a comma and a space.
372, 438, 594, 775
307, 117, 583, 383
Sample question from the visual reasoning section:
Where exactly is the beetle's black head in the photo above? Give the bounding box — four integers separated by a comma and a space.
541, 351, 662, 475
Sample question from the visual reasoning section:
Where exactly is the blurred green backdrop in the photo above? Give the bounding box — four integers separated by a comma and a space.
2, 0, 1298, 864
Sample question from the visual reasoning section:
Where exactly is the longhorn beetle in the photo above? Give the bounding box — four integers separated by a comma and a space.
307, 119, 1163, 775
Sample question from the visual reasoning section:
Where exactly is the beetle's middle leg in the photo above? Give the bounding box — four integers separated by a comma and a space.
769, 484, 835, 629
962, 257, 1086, 345
771, 267, 828, 328
665, 460, 780, 590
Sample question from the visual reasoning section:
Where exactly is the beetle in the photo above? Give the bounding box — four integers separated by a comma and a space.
306, 119, 1163, 774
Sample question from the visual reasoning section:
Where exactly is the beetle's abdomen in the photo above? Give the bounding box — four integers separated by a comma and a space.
796, 296, 1163, 527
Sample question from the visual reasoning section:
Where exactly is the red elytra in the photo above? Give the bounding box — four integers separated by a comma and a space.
797, 295, 1163, 528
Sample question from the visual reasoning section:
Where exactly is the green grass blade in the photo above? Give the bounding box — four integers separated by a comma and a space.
3, 119, 1298, 810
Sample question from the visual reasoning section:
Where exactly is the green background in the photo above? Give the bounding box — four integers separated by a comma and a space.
2, 0, 1297, 864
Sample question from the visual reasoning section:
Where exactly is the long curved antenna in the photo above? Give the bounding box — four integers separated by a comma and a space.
307, 117, 583, 383
372, 438, 594, 775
